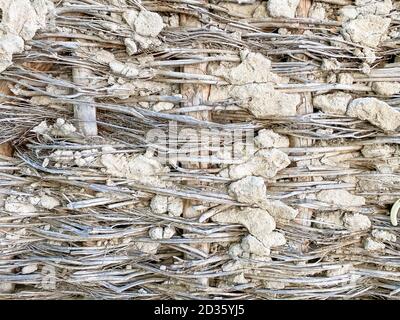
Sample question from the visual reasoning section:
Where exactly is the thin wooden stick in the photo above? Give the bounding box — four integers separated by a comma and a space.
180, 0, 211, 287
72, 38, 98, 137
293, 0, 314, 234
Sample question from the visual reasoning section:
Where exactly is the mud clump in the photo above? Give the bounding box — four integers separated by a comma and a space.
317, 190, 366, 207
216, 50, 279, 85
31, 195, 60, 210
228, 148, 291, 179
346, 98, 400, 131
150, 195, 184, 217
229, 176, 267, 205
32, 119, 78, 138
372, 229, 396, 242
255, 130, 290, 149
109, 60, 139, 78
230, 83, 300, 117
342, 14, 391, 48
122, 9, 164, 51
130, 241, 160, 255
149, 226, 175, 240
372, 82, 400, 96
4, 198, 37, 214
261, 199, 298, 221
358, 175, 400, 192
211, 50, 300, 117
4, 194, 60, 214
153, 102, 175, 112
259, 231, 286, 248
354, 0, 393, 16
267, 0, 300, 18
0, 0, 53, 72
100, 148, 169, 187
361, 144, 396, 158
123, 9, 164, 37
240, 235, 271, 256
0, 35, 24, 73
313, 92, 352, 115
212, 207, 276, 239
343, 213, 371, 231
212, 207, 286, 251
364, 237, 385, 251
133, 11, 164, 37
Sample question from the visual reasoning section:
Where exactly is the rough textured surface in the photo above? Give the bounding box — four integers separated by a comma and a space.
37, 195, 60, 210
228, 176, 267, 205
230, 83, 300, 117
212, 207, 276, 239
364, 237, 385, 251
153, 102, 175, 112
123, 9, 164, 37
241, 235, 271, 256
259, 231, 287, 248
134, 11, 164, 37
150, 195, 168, 214
228, 148, 291, 179
317, 190, 366, 207
261, 199, 298, 221
342, 14, 391, 48
4, 197, 36, 214
130, 241, 160, 255
267, 0, 300, 18
313, 92, 352, 115
150, 196, 183, 217
361, 144, 396, 158
216, 51, 279, 85
343, 213, 372, 231
1, 0, 400, 301
32, 119, 78, 138
255, 129, 290, 149
372, 82, 400, 96
100, 148, 169, 187
372, 229, 397, 242
0, 0, 53, 72
211, 49, 299, 117
355, 0, 393, 16
347, 98, 400, 131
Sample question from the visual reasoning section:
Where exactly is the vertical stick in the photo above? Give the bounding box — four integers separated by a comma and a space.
0, 141, 14, 292
180, 2, 210, 287
0, 80, 14, 293
296, 0, 313, 17
0, 80, 14, 158
72, 36, 97, 137
72, 64, 98, 137
292, 0, 314, 230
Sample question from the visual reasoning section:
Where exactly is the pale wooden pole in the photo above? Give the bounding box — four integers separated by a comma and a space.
0, 80, 14, 293
72, 42, 98, 137
292, 0, 314, 233
180, 1, 211, 287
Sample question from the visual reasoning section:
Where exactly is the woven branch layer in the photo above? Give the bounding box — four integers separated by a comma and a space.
0, 0, 400, 300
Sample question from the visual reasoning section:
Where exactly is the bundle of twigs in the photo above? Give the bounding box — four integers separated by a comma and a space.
0, 0, 400, 300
